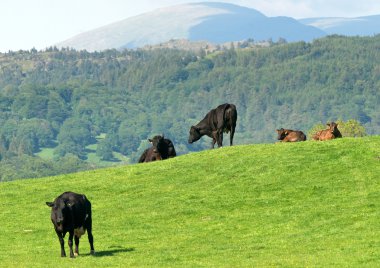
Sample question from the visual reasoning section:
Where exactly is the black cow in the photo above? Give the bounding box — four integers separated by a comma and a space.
188, 103, 237, 148
46, 192, 94, 258
138, 135, 176, 163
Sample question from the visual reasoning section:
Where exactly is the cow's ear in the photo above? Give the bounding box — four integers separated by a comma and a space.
148, 139, 153, 143
326, 123, 330, 126
162, 133, 164, 139
46, 202, 54, 207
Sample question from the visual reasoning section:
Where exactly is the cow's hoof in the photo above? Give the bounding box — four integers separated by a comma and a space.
90, 250, 95, 255
74, 252, 79, 257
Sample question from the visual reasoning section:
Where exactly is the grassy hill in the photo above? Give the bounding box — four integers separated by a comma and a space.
0, 136, 379, 267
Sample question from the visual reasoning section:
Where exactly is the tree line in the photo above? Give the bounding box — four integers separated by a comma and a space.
0, 35, 379, 181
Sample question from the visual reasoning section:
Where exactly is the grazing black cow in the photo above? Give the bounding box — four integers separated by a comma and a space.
138, 134, 176, 163
188, 103, 237, 148
276, 128, 307, 142
46, 192, 94, 258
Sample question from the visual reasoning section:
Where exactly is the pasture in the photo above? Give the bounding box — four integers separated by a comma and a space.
0, 136, 379, 267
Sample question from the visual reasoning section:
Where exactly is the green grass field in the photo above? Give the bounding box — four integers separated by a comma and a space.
35, 134, 130, 167
1, 137, 380, 267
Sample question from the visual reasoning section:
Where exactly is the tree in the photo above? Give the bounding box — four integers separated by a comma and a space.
96, 138, 114, 161
336, 119, 367, 137
55, 118, 93, 159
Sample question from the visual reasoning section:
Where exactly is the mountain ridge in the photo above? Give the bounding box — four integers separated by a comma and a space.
56, 2, 325, 51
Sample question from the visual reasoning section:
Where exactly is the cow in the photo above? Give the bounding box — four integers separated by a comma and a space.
46, 192, 94, 258
188, 103, 237, 148
138, 134, 176, 163
312, 122, 342, 141
276, 128, 306, 142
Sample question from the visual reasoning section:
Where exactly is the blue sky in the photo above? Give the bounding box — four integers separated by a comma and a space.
1, 0, 380, 52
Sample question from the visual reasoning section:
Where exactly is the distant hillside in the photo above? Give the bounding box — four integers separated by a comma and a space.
299, 15, 380, 36
57, 2, 325, 51
1, 136, 379, 266
1, 35, 380, 181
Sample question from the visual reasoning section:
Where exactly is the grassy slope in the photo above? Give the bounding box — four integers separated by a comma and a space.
0, 137, 379, 267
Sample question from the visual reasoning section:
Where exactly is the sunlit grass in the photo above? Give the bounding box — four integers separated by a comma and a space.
1, 136, 379, 267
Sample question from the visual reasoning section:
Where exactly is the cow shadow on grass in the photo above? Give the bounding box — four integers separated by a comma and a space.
84, 247, 135, 257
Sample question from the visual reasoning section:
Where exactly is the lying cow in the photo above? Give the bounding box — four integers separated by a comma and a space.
312, 122, 342, 141
276, 128, 306, 142
138, 134, 176, 163
46, 192, 94, 258
188, 103, 237, 148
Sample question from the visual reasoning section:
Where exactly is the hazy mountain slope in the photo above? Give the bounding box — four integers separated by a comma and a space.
300, 15, 380, 36
57, 2, 325, 51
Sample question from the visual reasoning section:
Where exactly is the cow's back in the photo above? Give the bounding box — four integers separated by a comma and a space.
283, 131, 306, 142
210, 103, 237, 132
318, 130, 335, 141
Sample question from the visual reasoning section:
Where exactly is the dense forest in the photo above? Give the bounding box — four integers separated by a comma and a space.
0, 35, 379, 181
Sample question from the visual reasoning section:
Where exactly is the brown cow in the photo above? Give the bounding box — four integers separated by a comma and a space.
276, 128, 306, 142
312, 122, 342, 141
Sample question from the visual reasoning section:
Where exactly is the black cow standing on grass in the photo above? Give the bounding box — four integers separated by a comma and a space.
138, 134, 176, 163
46, 192, 94, 258
188, 103, 237, 148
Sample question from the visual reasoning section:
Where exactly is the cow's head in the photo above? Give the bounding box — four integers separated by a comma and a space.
46, 198, 70, 232
148, 135, 165, 153
327, 122, 338, 133
188, 126, 201, 144
276, 128, 288, 140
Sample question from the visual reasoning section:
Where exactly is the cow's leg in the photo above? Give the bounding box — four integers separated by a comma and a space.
211, 131, 218, 148
217, 130, 223, 147
74, 236, 80, 256
68, 232, 75, 258
56, 231, 66, 257
230, 126, 235, 146
87, 226, 95, 254
211, 138, 216, 148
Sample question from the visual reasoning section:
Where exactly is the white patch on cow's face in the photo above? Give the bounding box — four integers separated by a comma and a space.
74, 227, 86, 238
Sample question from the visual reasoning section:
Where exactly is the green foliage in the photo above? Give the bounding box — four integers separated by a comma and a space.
96, 138, 114, 161
336, 119, 367, 137
0, 137, 379, 266
308, 122, 325, 139
0, 154, 91, 182
0, 35, 380, 179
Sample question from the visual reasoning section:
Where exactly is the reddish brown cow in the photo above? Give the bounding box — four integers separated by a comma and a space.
312, 122, 342, 141
276, 128, 306, 142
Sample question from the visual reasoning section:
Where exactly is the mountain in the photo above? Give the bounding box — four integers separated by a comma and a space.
56, 2, 325, 51
299, 15, 380, 36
